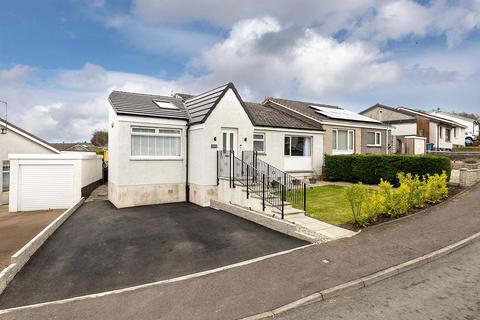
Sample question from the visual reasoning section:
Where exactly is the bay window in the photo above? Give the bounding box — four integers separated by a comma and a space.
131, 127, 181, 159
253, 132, 265, 153
332, 129, 354, 154
367, 131, 381, 146
284, 136, 311, 156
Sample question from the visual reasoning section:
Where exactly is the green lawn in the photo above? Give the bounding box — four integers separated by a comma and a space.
297, 185, 353, 226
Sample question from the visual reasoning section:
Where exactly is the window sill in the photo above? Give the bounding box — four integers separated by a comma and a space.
366, 144, 382, 147
332, 150, 354, 155
130, 157, 183, 161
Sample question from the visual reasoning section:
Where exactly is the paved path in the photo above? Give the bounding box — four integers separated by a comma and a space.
0, 206, 63, 269
277, 238, 480, 320
1, 184, 479, 320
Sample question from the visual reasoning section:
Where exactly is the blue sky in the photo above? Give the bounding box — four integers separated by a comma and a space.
0, 0, 479, 141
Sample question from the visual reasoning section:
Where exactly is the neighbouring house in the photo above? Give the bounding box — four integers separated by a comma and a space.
0, 118, 60, 205
263, 98, 392, 155
360, 104, 467, 151
50, 142, 105, 153
429, 110, 480, 139
107, 83, 326, 209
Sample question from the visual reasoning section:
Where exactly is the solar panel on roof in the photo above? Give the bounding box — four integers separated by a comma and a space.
310, 105, 381, 123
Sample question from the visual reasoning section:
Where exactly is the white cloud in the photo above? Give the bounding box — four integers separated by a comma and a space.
352, 0, 480, 48
0, 64, 180, 142
0, 65, 31, 84
187, 17, 401, 99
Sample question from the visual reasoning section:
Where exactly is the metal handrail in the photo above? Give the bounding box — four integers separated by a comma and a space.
243, 150, 307, 212
217, 150, 286, 218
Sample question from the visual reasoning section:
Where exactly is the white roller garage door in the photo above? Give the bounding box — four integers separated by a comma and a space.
19, 164, 75, 211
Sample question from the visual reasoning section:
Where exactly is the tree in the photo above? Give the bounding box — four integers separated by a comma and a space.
90, 130, 108, 146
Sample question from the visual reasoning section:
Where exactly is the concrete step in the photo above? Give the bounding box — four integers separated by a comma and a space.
272, 207, 305, 216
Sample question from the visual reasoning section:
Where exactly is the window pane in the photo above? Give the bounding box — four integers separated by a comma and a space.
348, 131, 354, 150
253, 141, 264, 152
376, 132, 381, 144
304, 137, 311, 156
132, 127, 155, 134
284, 137, 290, 155
158, 129, 180, 135
156, 135, 164, 156
367, 132, 375, 145
229, 133, 234, 152
2, 161, 9, 192
140, 135, 148, 155
290, 137, 305, 156
254, 134, 264, 140
337, 130, 348, 150
147, 136, 156, 156
172, 137, 181, 156
131, 135, 141, 156
332, 131, 337, 149
222, 132, 227, 152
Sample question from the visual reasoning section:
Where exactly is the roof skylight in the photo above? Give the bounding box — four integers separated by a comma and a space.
153, 100, 178, 110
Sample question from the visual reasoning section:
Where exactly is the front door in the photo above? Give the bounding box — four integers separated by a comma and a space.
221, 129, 237, 155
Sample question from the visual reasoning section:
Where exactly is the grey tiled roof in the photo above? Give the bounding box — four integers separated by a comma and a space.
184, 84, 230, 124
109, 91, 189, 120
245, 103, 323, 131
267, 97, 382, 125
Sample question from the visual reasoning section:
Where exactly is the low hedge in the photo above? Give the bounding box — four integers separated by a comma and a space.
324, 154, 451, 185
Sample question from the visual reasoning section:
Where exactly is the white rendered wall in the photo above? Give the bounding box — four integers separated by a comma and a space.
188, 89, 254, 206
189, 89, 254, 187
392, 122, 417, 136
256, 127, 324, 176
8, 153, 101, 212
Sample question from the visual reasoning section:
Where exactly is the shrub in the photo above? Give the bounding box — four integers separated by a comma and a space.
361, 191, 386, 224
379, 179, 410, 217
324, 154, 451, 185
343, 183, 369, 227
397, 173, 428, 208
425, 171, 449, 203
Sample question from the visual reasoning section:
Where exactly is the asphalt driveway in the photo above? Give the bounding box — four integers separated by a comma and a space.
0, 201, 306, 309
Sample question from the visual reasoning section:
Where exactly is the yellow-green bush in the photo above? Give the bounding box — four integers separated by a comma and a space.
397, 173, 428, 208
425, 171, 449, 203
343, 171, 449, 227
343, 183, 369, 226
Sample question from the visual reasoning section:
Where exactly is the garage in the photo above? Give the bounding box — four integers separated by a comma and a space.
19, 164, 75, 211
8, 153, 103, 212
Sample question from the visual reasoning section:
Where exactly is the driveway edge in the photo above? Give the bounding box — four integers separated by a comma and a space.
0, 198, 85, 295
240, 230, 480, 320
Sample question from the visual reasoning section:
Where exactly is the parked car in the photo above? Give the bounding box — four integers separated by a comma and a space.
465, 132, 475, 145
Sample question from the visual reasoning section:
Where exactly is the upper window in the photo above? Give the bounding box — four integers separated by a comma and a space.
284, 136, 311, 156
333, 129, 354, 154
2, 161, 10, 192
253, 133, 265, 153
131, 127, 181, 158
367, 131, 381, 146
445, 128, 451, 142
418, 129, 424, 137
153, 100, 178, 110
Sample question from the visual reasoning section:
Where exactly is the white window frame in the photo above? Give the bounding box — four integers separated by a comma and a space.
284, 135, 312, 157
367, 131, 382, 147
332, 129, 355, 155
130, 126, 182, 160
2, 160, 10, 192
253, 132, 266, 153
